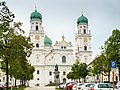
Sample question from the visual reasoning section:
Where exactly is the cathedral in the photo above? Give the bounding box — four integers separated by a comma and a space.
28, 9, 92, 86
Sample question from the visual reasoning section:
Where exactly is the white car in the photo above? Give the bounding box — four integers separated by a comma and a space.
59, 83, 66, 89
72, 83, 83, 90
80, 83, 94, 90
88, 83, 119, 90
116, 81, 120, 89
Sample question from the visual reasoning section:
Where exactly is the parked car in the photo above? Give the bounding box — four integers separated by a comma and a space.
80, 83, 94, 90
59, 83, 66, 89
0, 83, 4, 90
66, 82, 77, 90
59, 82, 74, 89
116, 81, 120, 89
88, 83, 119, 90
72, 83, 83, 90
4, 82, 12, 89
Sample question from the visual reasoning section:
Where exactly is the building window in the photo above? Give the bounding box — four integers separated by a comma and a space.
37, 78, 39, 80
36, 22, 38, 24
78, 47, 79, 51
84, 29, 86, 34
84, 26, 86, 28
63, 71, 66, 75
37, 70, 39, 74
80, 26, 82, 28
64, 47, 66, 49
49, 81, 52, 83
36, 43, 39, 48
84, 46, 87, 50
36, 26, 38, 30
36, 59, 39, 62
49, 71, 52, 76
62, 56, 66, 63
61, 46, 63, 49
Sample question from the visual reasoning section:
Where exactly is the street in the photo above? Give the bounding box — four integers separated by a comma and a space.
25, 86, 56, 90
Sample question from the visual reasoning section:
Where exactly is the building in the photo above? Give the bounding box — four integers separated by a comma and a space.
75, 14, 92, 65
28, 9, 92, 86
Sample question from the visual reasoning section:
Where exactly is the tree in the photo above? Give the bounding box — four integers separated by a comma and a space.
0, 1, 34, 87
103, 29, 120, 80
78, 63, 88, 82
91, 54, 111, 82
68, 60, 89, 82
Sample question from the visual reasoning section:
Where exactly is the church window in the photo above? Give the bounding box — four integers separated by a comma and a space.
84, 29, 86, 34
36, 26, 38, 30
32, 23, 34, 24
78, 47, 79, 51
36, 22, 38, 24
49, 71, 52, 76
63, 71, 66, 75
62, 56, 66, 63
37, 78, 39, 80
36, 56, 39, 59
36, 59, 39, 62
37, 70, 39, 74
36, 43, 39, 48
49, 81, 52, 83
84, 46, 87, 50
84, 26, 86, 28
80, 26, 82, 28
64, 47, 66, 49
61, 46, 63, 49
85, 57, 87, 62
36, 56, 39, 62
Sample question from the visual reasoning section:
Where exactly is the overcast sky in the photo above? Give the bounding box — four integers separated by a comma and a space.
4, 0, 120, 59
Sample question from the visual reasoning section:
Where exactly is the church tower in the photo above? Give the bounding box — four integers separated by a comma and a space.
29, 9, 44, 49
75, 14, 92, 64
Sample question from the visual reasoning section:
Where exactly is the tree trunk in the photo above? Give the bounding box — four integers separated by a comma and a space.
79, 78, 81, 83
108, 71, 110, 82
119, 66, 120, 81
22, 79, 24, 86
15, 79, 16, 86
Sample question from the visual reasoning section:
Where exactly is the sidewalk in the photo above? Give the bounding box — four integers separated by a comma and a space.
25, 86, 56, 90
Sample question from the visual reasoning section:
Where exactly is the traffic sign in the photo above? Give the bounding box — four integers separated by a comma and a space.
111, 61, 116, 68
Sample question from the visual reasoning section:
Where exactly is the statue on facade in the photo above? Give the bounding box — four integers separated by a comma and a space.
55, 64, 58, 71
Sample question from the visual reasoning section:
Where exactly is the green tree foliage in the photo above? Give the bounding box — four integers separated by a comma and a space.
103, 29, 120, 80
67, 72, 77, 81
0, 1, 34, 86
92, 54, 110, 75
91, 54, 111, 81
67, 60, 89, 82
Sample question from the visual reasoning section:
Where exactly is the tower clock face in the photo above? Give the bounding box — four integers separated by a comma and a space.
35, 35, 40, 40
84, 37, 87, 42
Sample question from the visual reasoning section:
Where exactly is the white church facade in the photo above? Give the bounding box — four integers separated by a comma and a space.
28, 9, 92, 86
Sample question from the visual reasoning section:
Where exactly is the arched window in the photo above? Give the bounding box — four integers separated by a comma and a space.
84, 29, 86, 34
36, 26, 38, 30
84, 46, 87, 50
62, 56, 66, 63
36, 43, 39, 48
49, 71, 52, 76
63, 71, 66, 75
37, 70, 39, 74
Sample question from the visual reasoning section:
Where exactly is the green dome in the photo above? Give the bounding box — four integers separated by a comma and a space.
44, 35, 52, 47
30, 9, 42, 20
77, 14, 88, 25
